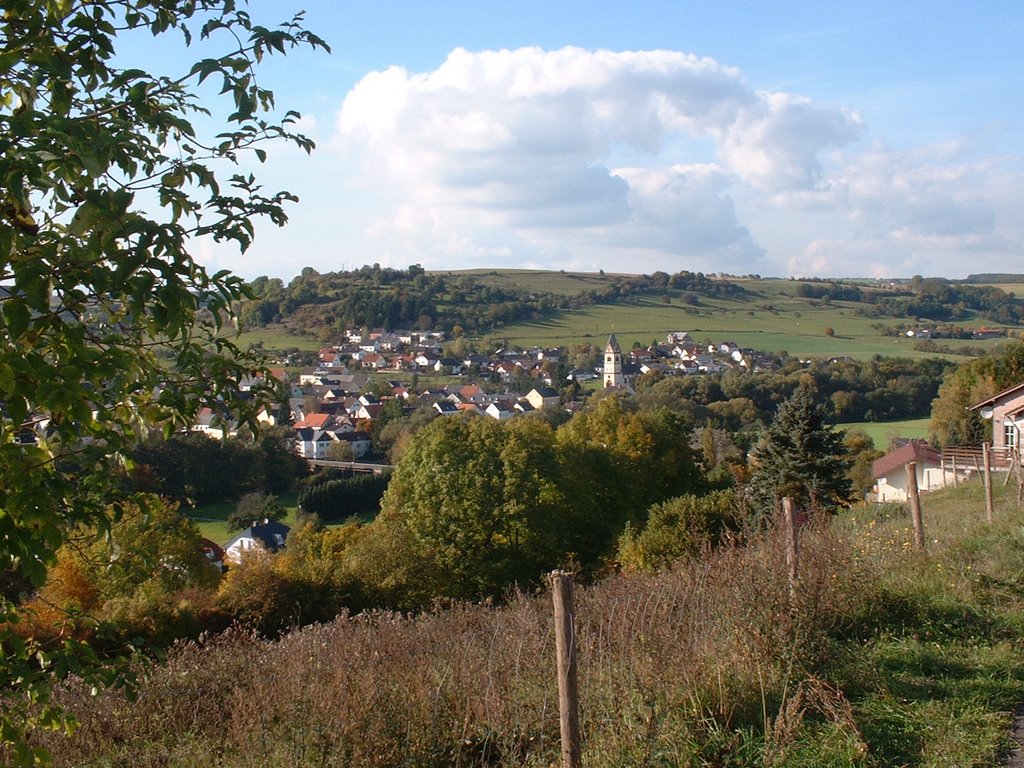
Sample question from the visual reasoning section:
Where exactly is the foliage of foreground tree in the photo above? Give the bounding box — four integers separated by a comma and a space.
24, 497, 221, 647
0, 1, 326, 760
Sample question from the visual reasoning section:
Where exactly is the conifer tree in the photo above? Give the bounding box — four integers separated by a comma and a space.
748, 381, 852, 517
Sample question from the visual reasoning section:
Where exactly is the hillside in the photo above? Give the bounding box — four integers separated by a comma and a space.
238, 269, 1023, 361
37, 481, 1024, 767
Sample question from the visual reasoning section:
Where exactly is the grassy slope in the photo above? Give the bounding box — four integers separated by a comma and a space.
46, 481, 1024, 767
188, 491, 300, 544
436, 268, 624, 296
464, 272, 1011, 360
830, 482, 1024, 767
234, 325, 320, 352
237, 271, 1016, 361
976, 282, 1024, 295
839, 417, 932, 449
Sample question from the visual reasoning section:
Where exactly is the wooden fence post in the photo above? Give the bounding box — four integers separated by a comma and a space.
907, 462, 925, 549
551, 571, 582, 768
782, 497, 799, 607
983, 442, 994, 523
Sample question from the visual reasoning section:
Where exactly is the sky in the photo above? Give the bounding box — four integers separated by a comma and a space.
147, 1, 1024, 280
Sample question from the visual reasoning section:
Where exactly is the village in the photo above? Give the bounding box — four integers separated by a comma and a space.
198, 322, 1024, 569
192, 328, 786, 460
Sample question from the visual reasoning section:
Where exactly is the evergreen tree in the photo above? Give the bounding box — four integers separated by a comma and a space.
748, 381, 852, 517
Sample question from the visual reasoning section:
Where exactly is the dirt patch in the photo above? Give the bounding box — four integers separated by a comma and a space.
1007, 706, 1024, 767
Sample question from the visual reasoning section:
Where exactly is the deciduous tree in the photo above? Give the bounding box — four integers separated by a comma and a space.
0, 1, 326, 758
378, 416, 569, 601
555, 395, 701, 566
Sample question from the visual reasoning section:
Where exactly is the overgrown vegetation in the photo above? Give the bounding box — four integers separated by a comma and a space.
634, 356, 954, 427
928, 341, 1024, 445
131, 428, 307, 506
296, 473, 389, 523
25, 482, 1024, 767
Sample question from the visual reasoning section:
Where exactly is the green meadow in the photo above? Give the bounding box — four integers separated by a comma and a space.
235, 325, 321, 352
976, 281, 1024, 294
461, 272, 1013, 359
187, 491, 301, 545
838, 418, 932, 450
437, 267, 627, 296
235, 270, 1017, 362
484, 294, 998, 360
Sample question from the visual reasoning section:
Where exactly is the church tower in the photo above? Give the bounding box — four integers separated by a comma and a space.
603, 333, 624, 388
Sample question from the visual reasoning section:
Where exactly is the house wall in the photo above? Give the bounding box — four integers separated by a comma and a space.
874, 464, 960, 502
991, 394, 1024, 450
225, 536, 256, 563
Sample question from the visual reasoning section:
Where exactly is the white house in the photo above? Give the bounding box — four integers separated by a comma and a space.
871, 440, 953, 502
525, 386, 560, 410
191, 407, 239, 440
333, 431, 372, 459
294, 427, 335, 460
485, 401, 515, 420
224, 520, 290, 563
433, 400, 461, 416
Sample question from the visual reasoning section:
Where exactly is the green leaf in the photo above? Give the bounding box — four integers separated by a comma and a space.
3, 298, 30, 339
0, 2, 329, 758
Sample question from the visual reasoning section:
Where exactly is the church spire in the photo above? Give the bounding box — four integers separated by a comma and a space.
603, 333, 623, 388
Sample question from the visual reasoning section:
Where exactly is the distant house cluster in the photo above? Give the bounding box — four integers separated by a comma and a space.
161, 327, 788, 463
7, 325, 791, 455
625, 332, 781, 377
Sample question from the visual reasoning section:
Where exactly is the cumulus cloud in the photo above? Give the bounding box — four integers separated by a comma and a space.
324, 45, 1020, 277
721, 92, 864, 192
777, 138, 1023, 277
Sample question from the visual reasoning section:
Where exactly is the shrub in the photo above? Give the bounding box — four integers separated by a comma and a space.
297, 474, 390, 522
617, 489, 740, 572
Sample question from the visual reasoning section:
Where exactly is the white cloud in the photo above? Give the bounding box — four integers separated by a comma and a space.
721, 92, 864, 192
775, 139, 1023, 277
316, 45, 1022, 277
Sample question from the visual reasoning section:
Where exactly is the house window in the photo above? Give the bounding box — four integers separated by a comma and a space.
1005, 423, 1019, 450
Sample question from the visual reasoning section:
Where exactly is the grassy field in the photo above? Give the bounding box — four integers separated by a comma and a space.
234, 325, 321, 353
232, 270, 1018, 362
438, 268, 628, 297
839, 417, 932, 449
463, 272, 1013, 359
484, 294, 1008, 360
187, 491, 300, 544
976, 282, 1024, 295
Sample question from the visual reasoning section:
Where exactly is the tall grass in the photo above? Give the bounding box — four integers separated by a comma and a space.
32, 480, 1024, 766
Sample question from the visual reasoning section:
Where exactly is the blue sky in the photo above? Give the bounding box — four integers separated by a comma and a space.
156, 2, 1023, 280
